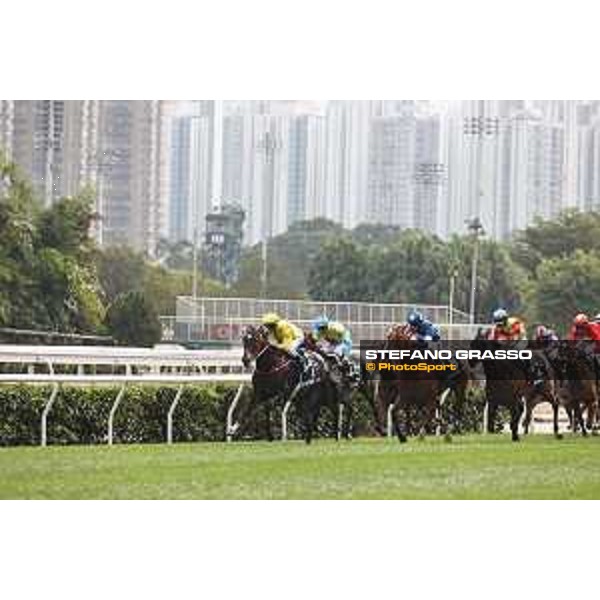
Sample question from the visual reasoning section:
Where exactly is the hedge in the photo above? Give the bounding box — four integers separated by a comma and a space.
0, 384, 487, 446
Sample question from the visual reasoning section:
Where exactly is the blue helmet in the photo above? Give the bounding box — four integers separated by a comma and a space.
492, 308, 508, 324
407, 311, 424, 327
313, 315, 330, 330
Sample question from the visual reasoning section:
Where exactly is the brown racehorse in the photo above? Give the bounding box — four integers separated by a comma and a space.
374, 324, 457, 443
371, 324, 470, 440
238, 325, 345, 444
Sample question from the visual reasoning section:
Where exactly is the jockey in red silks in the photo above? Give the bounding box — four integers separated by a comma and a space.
568, 313, 600, 341
488, 308, 527, 341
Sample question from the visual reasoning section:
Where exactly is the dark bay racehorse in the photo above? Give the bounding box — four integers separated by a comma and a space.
371, 324, 470, 440
470, 328, 529, 442
552, 340, 599, 435
304, 334, 358, 439
237, 325, 346, 444
374, 324, 461, 443
521, 343, 561, 437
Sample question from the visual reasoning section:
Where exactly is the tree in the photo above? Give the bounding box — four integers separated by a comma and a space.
447, 236, 525, 321
235, 218, 345, 298
529, 250, 600, 333
105, 291, 162, 346
368, 229, 449, 304
0, 155, 104, 332
511, 209, 600, 273
308, 238, 371, 301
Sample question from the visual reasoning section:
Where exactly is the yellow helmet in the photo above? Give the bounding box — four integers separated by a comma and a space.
262, 312, 281, 326
329, 321, 345, 336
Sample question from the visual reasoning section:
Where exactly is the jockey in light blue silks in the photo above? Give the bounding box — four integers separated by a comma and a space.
311, 315, 353, 357
311, 315, 358, 382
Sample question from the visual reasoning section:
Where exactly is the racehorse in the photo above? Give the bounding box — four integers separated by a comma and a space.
370, 324, 470, 439
237, 325, 345, 444
374, 324, 458, 443
521, 343, 561, 437
303, 334, 357, 439
470, 328, 530, 442
551, 340, 599, 435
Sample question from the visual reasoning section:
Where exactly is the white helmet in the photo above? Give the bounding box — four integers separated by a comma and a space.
492, 308, 508, 324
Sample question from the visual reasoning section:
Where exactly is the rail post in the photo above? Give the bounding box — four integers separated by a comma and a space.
386, 403, 394, 438
281, 399, 293, 441
226, 383, 246, 442
108, 385, 127, 445
41, 384, 60, 447
337, 403, 344, 441
166, 385, 185, 444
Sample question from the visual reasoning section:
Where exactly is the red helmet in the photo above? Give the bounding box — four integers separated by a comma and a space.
574, 313, 589, 325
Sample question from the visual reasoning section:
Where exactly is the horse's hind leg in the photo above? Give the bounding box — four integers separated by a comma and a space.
342, 397, 353, 440
573, 401, 587, 437
265, 403, 274, 442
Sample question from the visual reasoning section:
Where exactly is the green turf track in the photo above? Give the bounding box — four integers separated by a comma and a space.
1, 435, 600, 499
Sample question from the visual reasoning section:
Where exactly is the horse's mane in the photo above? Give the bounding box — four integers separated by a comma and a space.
386, 323, 413, 341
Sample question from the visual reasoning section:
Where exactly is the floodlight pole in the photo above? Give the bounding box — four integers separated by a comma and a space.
256, 130, 281, 299
466, 217, 485, 324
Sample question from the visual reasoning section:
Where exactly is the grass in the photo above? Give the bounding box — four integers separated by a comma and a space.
1, 434, 600, 499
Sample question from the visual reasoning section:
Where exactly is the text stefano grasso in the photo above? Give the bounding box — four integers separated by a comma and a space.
364, 349, 533, 361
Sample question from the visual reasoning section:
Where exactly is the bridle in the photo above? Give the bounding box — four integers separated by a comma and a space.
243, 326, 294, 376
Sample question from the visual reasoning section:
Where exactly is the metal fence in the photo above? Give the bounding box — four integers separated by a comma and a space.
163, 296, 479, 344
175, 296, 472, 324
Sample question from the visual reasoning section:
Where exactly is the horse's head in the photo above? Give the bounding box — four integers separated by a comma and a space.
241, 325, 269, 368
469, 327, 494, 367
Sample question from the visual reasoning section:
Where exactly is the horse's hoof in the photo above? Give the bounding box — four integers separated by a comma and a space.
417, 433, 426, 442
398, 437, 407, 444
443, 433, 453, 443
555, 433, 564, 440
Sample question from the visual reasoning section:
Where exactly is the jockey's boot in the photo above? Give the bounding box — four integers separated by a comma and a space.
296, 347, 314, 383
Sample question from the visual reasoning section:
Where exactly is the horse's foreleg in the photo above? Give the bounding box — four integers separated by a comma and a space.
522, 397, 533, 435
306, 393, 320, 445
486, 396, 497, 434
393, 398, 407, 443
510, 398, 523, 442
573, 401, 587, 437
552, 398, 562, 439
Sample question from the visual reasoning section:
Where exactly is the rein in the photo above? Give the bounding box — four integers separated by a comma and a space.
253, 344, 294, 376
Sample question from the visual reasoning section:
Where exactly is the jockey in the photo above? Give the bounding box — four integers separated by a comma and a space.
406, 311, 441, 342
311, 316, 359, 382
489, 308, 527, 341
311, 316, 353, 357
490, 308, 530, 382
534, 325, 559, 344
261, 313, 311, 377
568, 313, 600, 341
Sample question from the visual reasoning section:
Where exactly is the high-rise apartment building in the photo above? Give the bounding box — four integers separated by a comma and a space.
0, 100, 170, 256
